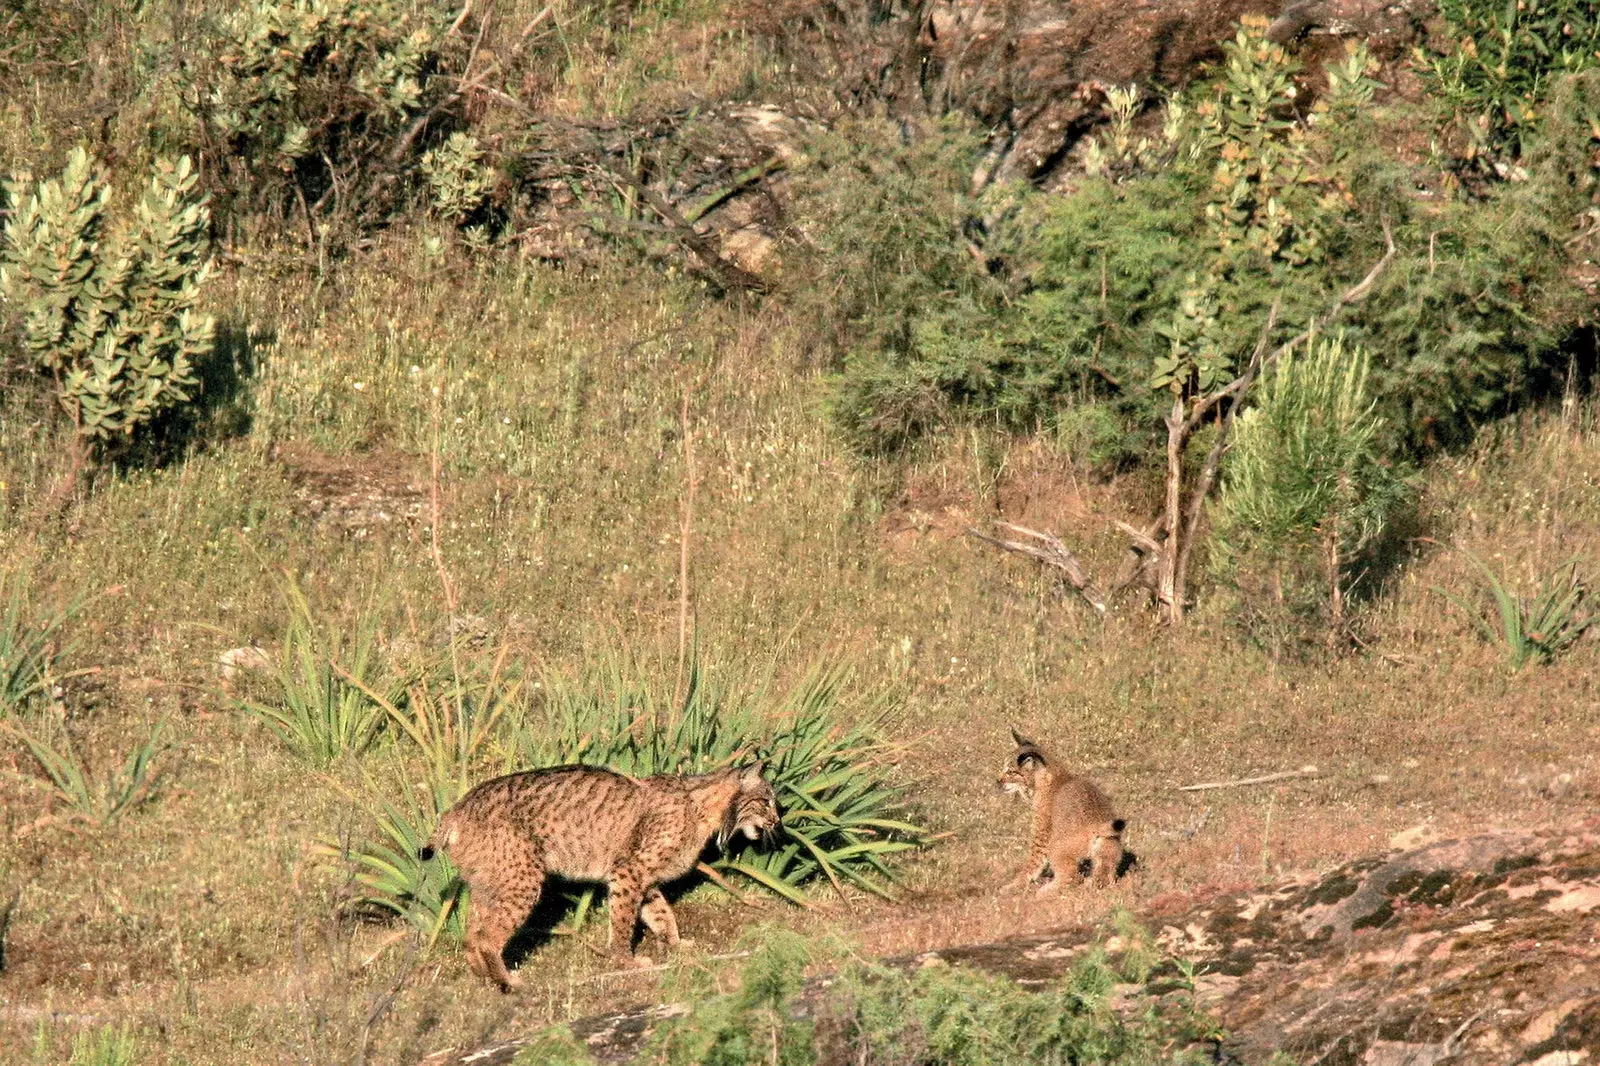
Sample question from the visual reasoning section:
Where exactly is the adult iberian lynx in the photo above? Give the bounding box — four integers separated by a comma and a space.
422, 762, 779, 991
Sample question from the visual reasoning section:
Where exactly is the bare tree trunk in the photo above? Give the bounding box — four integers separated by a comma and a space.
1159, 397, 1186, 624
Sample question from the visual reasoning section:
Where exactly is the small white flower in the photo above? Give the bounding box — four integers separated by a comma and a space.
352, 381, 366, 391
410, 365, 421, 374
503, 417, 511, 424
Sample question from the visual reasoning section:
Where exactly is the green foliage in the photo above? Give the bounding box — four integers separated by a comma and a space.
332, 771, 470, 944
798, 116, 1008, 452
183, 0, 462, 229
1214, 330, 1410, 616
421, 131, 494, 226
1439, 551, 1596, 669
2, 716, 168, 826
514, 652, 929, 903
0, 148, 214, 449
235, 580, 398, 767
646, 928, 816, 1066
0, 573, 80, 717
642, 925, 1219, 1066
823, 17, 1593, 466
510, 1030, 598, 1066
1421, 0, 1600, 161
67, 1026, 138, 1066
329, 649, 520, 941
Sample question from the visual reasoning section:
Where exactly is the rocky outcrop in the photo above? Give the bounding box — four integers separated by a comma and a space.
423, 826, 1600, 1065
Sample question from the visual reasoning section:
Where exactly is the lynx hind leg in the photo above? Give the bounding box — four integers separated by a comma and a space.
1039, 831, 1094, 896
461, 832, 546, 992
639, 886, 691, 947
1089, 833, 1124, 889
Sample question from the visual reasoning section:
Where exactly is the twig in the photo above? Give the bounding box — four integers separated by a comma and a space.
1178, 766, 1320, 792
696, 862, 759, 907
671, 387, 697, 718
966, 522, 1107, 613
577, 950, 754, 984
359, 926, 413, 970
595, 162, 767, 294
357, 934, 422, 1066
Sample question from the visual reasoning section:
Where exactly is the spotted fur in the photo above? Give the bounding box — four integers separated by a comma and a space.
422, 762, 779, 990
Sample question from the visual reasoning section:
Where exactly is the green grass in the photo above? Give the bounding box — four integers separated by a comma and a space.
1438, 549, 1596, 670
3, 6, 1600, 1064
3, 715, 168, 826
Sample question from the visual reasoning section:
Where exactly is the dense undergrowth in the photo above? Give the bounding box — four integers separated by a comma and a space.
3, 1, 1600, 1064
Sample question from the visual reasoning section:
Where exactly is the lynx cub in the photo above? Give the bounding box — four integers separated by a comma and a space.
421, 762, 779, 991
998, 728, 1125, 892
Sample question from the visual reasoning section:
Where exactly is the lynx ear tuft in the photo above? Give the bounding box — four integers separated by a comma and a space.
740, 761, 766, 786
1010, 726, 1035, 749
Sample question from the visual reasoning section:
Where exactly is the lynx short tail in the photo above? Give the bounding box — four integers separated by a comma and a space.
419, 818, 460, 862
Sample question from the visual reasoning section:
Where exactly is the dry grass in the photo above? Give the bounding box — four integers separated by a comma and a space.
4, 35, 1600, 1049
2, 228, 1596, 1062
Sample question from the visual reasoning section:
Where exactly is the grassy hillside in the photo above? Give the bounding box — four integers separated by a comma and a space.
2, 1, 1598, 1063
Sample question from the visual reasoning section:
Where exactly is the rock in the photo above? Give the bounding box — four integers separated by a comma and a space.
425, 827, 1600, 1066
275, 443, 427, 539
216, 645, 271, 681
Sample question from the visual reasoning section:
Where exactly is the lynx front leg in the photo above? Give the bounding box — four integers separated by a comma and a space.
605, 862, 655, 968
1004, 841, 1051, 892
639, 886, 694, 947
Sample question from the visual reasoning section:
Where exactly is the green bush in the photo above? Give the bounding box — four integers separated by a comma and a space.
1420, 0, 1600, 162
181, 0, 464, 232
1214, 330, 1410, 627
2, 716, 168, 826
235, 580, 401, 767
67, 1025, 138, 1066
513, 652, 929, 904
634, 923, 1219, 1066
1, 148, 215, 458
821, 21, 1594, 464
341, 644, 928, 948
0, 573, 81, 717
1439, 551, 1596, 669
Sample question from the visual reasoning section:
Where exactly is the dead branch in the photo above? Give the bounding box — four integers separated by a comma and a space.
598, 163, 767, 294
966, 522, 1107, 613
1177, 766, 1320, 792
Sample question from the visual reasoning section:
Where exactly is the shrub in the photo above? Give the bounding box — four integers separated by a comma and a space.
2, 716, 168, 826
181, 0, 464, 234
235, 581, 400, 767
341, 645, 928, 946
821, 21, 1594, 465
0, 573, 81, 717
420, 131, 494, 228
1214, 330, 1411, 626
0, 148, 215, 469
1420, 0, 1600, 162
512, 652, 929, 903
1439, 551, 1596, 669
637, 922, 1220, 1066
67, 1025, 138, 1066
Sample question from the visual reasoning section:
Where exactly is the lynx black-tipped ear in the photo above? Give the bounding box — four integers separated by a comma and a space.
740, 761, 766, 785
1010, 727, 1035, 748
